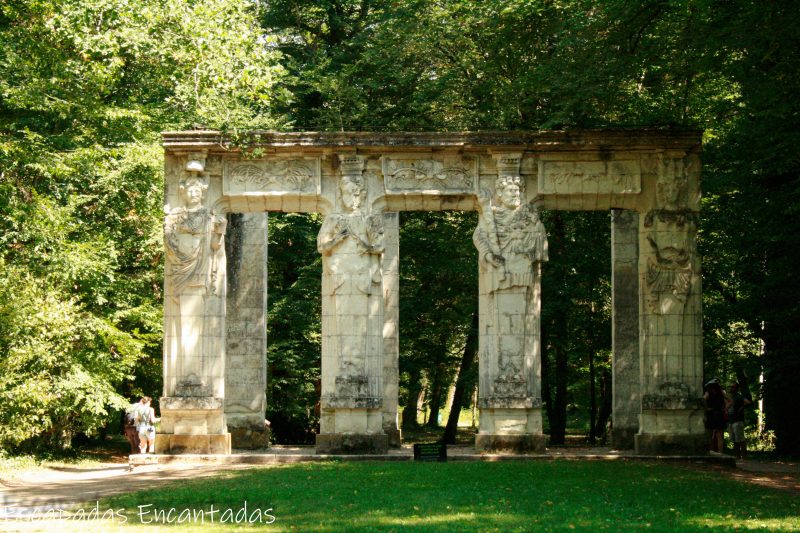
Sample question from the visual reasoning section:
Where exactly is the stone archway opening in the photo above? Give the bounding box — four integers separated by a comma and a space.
263, 212, 323, 445
396, 210, 479, 439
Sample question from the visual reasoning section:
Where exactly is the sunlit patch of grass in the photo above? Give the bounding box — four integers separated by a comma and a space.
29, 461, 800, 531
686, 516, 800, 530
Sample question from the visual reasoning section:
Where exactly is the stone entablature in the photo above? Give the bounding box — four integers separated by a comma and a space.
161, 129, 703, 455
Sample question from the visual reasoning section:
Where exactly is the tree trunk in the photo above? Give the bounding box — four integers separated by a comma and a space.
763, 320, 800, 456
443, 311, 479, 444
426, 365, 446, 428
594, 366, 612, 443
551, 342, 568, 445
541, 318, 553, 434
588, 346, 597, 444
402, 368, 423, 430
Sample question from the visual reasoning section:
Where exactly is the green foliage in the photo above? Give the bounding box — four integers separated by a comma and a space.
0, 0, 286, 450
264, 0, 800, 453
399, 211, 478, 424
265, 213, 323, 443
2, 0, 798, 453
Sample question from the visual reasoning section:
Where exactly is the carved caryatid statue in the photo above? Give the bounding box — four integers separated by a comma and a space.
164, 174, 227, 397
317, 172, 385, 402
164, 176, 227, 295
474, 175, 548, 400
645, 160, 696, 316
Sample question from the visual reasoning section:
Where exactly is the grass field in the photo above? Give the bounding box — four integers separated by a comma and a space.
40, 460, 792, 531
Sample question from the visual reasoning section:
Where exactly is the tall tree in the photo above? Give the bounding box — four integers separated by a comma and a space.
0, 0, 285, 449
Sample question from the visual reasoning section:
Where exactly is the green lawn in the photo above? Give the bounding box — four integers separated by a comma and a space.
46, 461, 792, 531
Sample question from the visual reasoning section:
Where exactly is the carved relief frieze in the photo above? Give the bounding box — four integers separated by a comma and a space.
381, 156, 477, 193
223, 158, 321, 195
538, 159, 641, 195
643, 210, 698, 315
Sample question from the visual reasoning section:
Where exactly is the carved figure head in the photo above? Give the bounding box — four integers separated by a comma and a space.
180, 176, 208, 209
495, 175, 523, 209
339, 174, 366, 212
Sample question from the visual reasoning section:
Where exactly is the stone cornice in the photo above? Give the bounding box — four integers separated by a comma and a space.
162, 129, 702, 154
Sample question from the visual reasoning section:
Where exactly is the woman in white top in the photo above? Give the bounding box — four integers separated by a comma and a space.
135, 396, 160, 454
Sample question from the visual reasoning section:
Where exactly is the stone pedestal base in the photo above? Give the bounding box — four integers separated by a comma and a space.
316, 433, 389, 454
610, 427, 637, 450
475, 433, 547, 453
634, 433, 706, 455
385, 426, 402, 448
635, 407, 705, 455
230, 425, 270, 449
159, 396, 230, 454
155, 433, 231, 454
227, 413, 270, 449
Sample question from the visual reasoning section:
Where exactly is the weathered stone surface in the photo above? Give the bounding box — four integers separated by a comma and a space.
224, 212, 268, 447
161, 396, 224, 410
223, 157, 321, 196
162, 130, 704, 456
382, 155, 477, 194
611, 209, 639, 448
230, 425, 270, 449
315, 433, 389, 454
538, 158, 641, 195
156, 434, 232, 455
475, 434, 547, 453
475, 156, 548, 447
634, 432, 706, 455
317, 155, 387, 444
610, 428, 637, 450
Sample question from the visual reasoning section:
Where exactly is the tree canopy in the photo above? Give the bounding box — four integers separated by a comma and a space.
1, 0, 798, 454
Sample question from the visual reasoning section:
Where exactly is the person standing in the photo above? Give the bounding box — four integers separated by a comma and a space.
726, 382, 752, 459
123, 399, 143, 453
703, 379, 726, 453
135, 396, 160, 454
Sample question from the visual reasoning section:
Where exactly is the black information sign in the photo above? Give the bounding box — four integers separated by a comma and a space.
413, 442, 447, 462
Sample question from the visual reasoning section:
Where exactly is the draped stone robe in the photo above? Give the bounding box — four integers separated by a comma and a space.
317, 210, 385, 404
474, 202, 547, 403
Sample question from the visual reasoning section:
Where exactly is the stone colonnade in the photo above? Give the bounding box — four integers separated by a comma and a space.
157, 131, 703, 455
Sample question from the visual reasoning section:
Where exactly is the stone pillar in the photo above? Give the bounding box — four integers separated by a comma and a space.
159, 152, 231, 454
610, 209, 640, 449
316, 155, 389, 454
224, 212, 270, 448
635, 153, 704, 454
474, 154, 548, 453
382, 212, 401, 447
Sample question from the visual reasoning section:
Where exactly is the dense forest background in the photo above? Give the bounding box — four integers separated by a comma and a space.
1, 0, 798, 455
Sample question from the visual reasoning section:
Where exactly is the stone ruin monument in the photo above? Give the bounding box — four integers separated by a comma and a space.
156, 130, 704, 455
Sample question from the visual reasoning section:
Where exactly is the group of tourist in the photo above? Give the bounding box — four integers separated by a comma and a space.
704, 379, 752, 458
123, 396, 160, 454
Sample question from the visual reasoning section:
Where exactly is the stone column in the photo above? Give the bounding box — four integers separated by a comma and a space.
224, 212, 270, 448
316, 155, 389, 454
474, 154, 548, 453
159, 152, 231, 454
635, 153, 704, 454
610, 209, 640, 449
382, 212, 401, 447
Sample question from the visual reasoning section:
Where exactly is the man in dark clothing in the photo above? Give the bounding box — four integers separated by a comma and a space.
726, 382, 752, 459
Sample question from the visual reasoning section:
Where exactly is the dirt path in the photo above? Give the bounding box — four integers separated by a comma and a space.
0, 462, 262, 514
692, 459, 800, 495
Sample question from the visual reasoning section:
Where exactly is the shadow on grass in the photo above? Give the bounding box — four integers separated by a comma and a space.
99, 461, 800, 531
